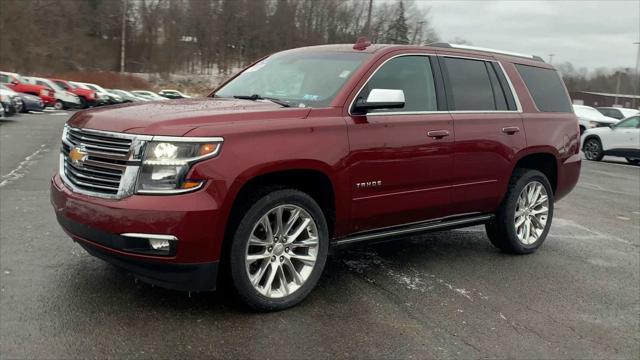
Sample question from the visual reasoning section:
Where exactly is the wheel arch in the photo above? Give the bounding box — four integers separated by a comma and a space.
512, 149, 559, 194
217, 160, 342, 267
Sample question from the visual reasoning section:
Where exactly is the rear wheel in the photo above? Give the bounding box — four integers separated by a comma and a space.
583, 137, 604, 161
626, 157, 640, 165
53, 100, 64, 110
229, 189, 328, 311
486, 169, 554, 254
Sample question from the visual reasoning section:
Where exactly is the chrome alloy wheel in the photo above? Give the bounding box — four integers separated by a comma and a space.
514, 181, 549, 245
245, 205, 319, 298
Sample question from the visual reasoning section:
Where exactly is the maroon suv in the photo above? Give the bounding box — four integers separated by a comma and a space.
51, 42, 581, 311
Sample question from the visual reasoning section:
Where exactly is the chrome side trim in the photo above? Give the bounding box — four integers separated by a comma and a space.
121, 233, 178, 241
333, 214, 493, 246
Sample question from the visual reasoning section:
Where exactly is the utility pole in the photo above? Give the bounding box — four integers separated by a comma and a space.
614, 70, 624, 106
633, 42, 639, 109
548, 54, 555, 64
363, 0, 373, 38
120, 0, 128, 73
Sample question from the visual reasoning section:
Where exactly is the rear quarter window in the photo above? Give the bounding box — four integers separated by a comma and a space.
515, 64, 572, 112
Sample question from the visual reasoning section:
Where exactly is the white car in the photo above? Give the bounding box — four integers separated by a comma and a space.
23, 76, 80, 110
596, 107, 640, 120
158, 89, 191, 99
573, 104, 619, 134
581, 115, 640, 165
131, 90, 168, 101
72, 82, 123, 104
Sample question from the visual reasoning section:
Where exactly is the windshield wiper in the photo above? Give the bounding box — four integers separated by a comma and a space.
233, 94, 291, 107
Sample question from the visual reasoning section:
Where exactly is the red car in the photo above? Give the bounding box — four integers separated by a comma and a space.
51, 41, 581, 311
49, 78, 99, 108
0, 71, 56, 107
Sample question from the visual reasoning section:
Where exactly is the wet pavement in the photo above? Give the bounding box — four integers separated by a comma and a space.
1, 112, 639, 359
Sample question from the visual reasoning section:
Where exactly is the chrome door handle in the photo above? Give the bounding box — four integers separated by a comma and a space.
502, 126, 520, 134
427, 130, 450, 139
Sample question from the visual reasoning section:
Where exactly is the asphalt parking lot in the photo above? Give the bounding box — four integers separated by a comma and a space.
1, 112, 639, 359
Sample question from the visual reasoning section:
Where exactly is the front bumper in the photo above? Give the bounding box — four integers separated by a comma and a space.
50, 173, 222, 291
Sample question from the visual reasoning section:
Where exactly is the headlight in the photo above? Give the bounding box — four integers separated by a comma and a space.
39, 89, 47, 96
588, 121, 601, 128
136, 139, 222, 194
0, 94, 8, 102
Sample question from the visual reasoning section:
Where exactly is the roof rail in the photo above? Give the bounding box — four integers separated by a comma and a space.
429, 43, 545, 62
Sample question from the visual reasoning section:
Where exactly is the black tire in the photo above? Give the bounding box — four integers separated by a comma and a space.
486, 168, 554, 254
20, 100, 28, 113
626, 157, 640, 165
583, 137, 604, 161
54, 100, 65, 110
229, 189, 329, 311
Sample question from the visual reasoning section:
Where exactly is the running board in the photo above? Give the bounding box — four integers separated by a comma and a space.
333, 214, 493, 247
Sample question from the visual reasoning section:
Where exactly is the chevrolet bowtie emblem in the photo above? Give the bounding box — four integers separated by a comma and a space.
69, 145, 88, 165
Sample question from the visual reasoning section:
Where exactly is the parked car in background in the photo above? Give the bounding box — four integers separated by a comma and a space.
573, 104, 619, 134
131, 90, 168, 101
582, 115, 640, 164
596, 107, 639, 120
0, 86, 22, 115
1, 84, 44, 112
49, 78, 100, 108
23, 76, 81, 110
107, 89, 148, 102
0, 71, 56, 107
74, 82, 123, 104
159, 89, 191, 99
69, 81, 110, 105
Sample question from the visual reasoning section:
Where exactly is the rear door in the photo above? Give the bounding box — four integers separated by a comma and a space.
608, 116, 640, 153
438, 55, 526, 214
346, 53, 455, 232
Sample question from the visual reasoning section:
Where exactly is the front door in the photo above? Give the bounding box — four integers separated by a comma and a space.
346, 54, 455, 233
607, 116, 640, 155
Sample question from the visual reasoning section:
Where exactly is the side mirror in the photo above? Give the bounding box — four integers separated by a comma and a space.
10, 80, 18, 85
609, 123, 616, 129
353, 89, 405, 114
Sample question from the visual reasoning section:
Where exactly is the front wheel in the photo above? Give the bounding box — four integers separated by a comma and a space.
229, 189, 329, 311
626, 157, 640, 165
583, 137, 604, 161
53, 100, 64, 110
486, 169, 554, 254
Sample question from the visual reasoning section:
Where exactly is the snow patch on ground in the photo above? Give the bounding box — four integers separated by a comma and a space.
0, 144, 49, 188
342, 250, 487, 302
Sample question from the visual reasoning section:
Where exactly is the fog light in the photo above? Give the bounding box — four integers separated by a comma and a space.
149, 238, 171, 251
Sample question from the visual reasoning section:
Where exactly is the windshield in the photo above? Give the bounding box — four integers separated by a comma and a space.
215, 51, 368, 108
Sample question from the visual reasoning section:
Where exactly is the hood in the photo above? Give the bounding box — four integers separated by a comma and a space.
67, 97, 312, 136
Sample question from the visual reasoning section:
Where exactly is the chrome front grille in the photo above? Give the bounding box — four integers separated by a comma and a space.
60, 126, 152, 199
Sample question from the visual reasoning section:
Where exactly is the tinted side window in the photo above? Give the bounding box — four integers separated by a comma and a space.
443, 57, 496, 111
486, 63, 508, 110
359, 56, 437, 112
515, 64, 572, 112
616, 116, 640, 128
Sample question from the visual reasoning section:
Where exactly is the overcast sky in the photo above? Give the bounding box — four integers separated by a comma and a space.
418, 0, 639, 70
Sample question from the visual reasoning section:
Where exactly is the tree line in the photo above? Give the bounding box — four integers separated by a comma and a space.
0, 0, 437, 75
556, 62, 638, 95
